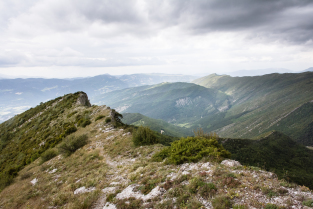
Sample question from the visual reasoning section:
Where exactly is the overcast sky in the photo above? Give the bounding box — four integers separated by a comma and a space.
0, 0, 313, 78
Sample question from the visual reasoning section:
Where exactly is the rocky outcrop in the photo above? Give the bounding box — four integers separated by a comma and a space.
76, 92, 91, 107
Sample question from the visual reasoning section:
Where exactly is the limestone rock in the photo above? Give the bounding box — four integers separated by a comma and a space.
76, 92, 91, 107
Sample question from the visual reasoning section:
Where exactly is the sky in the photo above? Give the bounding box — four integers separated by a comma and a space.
0, 0, 313, 78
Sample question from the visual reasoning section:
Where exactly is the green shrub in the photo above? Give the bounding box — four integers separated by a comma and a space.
212, 195, 232, 209
64, 126, 77, 135
40, 149, 58, 163
58, 134, 88, 156
67, 111, 78, 118
95, 115, 105, 121
153, 136, 230, 165
133, 126, 158, 146
105, 117, 111, 123
303, 199, 313, 207
77, 118, 91, 127
199, 182, 217, 198
151, 147, 170, 162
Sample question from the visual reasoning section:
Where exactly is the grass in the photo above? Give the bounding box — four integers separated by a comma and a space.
58, 134, 88, 157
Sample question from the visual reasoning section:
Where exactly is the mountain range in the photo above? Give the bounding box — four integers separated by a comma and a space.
96, 72, 313, 146
0, 73, 196, 123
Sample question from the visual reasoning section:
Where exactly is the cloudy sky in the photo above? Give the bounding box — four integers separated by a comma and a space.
0, 0, 313, 78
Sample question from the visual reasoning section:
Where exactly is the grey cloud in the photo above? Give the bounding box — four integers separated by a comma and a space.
154, 0, 313, 44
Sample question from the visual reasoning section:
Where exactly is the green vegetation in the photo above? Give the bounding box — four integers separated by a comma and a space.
264, 203, 279, 209
40, 149, 58, 164
133, 126, 158, 146
122, 113, 192, 137
105, 117, 111, 123
0, 92, 85, 191
58, 134, 88, 157
153, 134, 230, 164
220, 131, 313, 189
97, 72, 313, 146
212, 195, 232, 209
303, 199, 313, 207
95, 115, 105, 121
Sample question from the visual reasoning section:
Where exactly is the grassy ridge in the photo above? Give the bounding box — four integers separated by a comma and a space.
0, 92, 83, 191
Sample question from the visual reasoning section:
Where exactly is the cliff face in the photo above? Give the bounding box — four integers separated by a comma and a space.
76, 92, 91, 107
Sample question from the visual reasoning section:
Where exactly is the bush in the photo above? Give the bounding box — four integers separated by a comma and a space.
95, 115, 105, 121
152, 136, 231, 165
105, 118, 111, 123
67, 111, 78, 118
212, 195, 232, 209
41, 149, 58, 163
133, 126, 158, 146
58, 134, 88, 156
77, 118, 91, 127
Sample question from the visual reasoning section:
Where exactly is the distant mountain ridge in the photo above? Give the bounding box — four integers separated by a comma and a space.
0, 73, 196, 123
96, 72, 313, 146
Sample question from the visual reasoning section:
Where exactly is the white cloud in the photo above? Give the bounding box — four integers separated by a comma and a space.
0, 0, 313, 78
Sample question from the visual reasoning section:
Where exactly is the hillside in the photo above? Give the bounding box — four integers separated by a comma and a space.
94, 82, 230, 126
220, 131, 313, 189
93, 72, 313, 146
192, 72, 313, 145
1, 93, 313, 208
122, 113, 193, 137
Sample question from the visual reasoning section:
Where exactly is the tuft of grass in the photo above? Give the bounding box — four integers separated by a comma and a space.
303, 199, 313, 207
95, 115, 105, 121
58, 134, 88, 157
212, 195, 232, 209
264, 203, 279, 209
20, 172, 33, 180
40, 149, 58, 164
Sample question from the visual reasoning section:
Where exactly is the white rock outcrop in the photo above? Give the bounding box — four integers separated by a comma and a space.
74, 186, 96, 195
221, 159, 242, 167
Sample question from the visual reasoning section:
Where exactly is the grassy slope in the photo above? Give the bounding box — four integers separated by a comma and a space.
0, 92, 87, 190
220, 131, 313, 189
122, 113, 193, 137
94, 82, 229, 126
193, 72, 313, 145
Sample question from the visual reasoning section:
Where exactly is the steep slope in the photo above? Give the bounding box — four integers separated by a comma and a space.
192, 72, 313, 144
94, 82, 230, 126
122, 113, 193, 137
220, 131, 313, 189
0, 92, 92, 190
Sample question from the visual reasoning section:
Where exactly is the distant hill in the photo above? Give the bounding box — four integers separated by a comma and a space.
192, 72, 313, 145
224, 68, 292, 77
95, 72, 313, 146
122, 113, 193, 137
94, 82, 230, 126
0, 73, 195, 123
